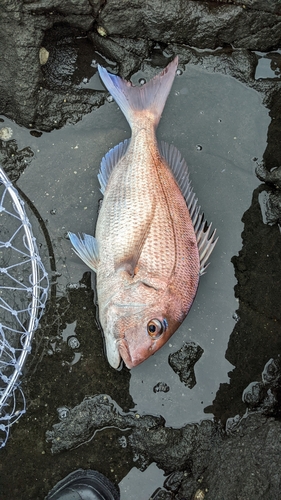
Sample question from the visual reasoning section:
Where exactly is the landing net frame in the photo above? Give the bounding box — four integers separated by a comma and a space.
0, 166, 49, 448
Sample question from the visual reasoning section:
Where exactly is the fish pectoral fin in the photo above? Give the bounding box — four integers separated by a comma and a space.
68, 232, 99, 272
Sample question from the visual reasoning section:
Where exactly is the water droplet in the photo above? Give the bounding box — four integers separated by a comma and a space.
57, 406, 70, 420
68, 336, 80, 349
196, 144, 202, 151
218, 119, 222, 123
138, 78, 146, 85
50, 209, 56, 215
199, 111, 204, 115
176, 69, 183, 76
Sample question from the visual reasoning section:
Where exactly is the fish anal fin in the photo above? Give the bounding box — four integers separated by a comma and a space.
98, 139, 130, 194
68, 232, 99, 273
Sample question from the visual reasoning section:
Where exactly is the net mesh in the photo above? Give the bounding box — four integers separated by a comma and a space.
0, 167, 49, 448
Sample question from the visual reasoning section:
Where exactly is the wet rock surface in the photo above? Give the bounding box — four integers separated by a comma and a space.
168, 342, 204, 388
45, 357, 281, 499
1, 0, 281, 130
0, 1, 281, 499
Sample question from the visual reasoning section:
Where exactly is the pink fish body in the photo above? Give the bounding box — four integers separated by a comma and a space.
69, 57, 217, 369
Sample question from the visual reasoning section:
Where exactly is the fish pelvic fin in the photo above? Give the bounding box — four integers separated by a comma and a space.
98, 56, 178, 129
159, 141, 218, 273
68, 232, 99, 273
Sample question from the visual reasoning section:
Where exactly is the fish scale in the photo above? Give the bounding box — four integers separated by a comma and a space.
69, 57, 218, 369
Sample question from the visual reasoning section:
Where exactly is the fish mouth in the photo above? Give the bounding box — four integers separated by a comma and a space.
118, 340, 135, 369
117, 336, 151, 369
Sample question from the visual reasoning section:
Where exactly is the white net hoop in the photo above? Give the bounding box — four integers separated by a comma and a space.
0, 167, 49, 448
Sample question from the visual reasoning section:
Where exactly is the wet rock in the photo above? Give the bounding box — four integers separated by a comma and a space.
129, 419, 216, 476
256, 161, 281, 188
242, 381, 267, 407
258, 188, 281, 226
0, 126, 13, 141
46, 356, 281, 498
46, 394, 165, 454
0, 140, 34, 182
235, 0, 281, 14
240, 358, 281, 416
167, 45, 257, 85
153, 382, 170, 393
150, 489, 174, 499
0, 1, 102, 131
164, 470, 185, 493
200, 413, 281, 500
1, 0, 281, 131
90, 33, 152, 78
168, 342, 204, 388
46, 391, 217, 497
98, 0, 281, 51
262, 358, 281, 386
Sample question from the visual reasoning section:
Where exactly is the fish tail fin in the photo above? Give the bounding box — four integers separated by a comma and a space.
98, 56, 178, 129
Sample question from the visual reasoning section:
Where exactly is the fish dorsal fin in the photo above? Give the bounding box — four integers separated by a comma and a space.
98, 139, 130, 194
159, 141, 218, 274
68, 232, 99, 273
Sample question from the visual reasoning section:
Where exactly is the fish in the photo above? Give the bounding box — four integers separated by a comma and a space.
69, 56, 218, 370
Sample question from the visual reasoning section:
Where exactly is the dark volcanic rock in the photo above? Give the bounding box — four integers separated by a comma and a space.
1, 0, 281, 131
0, 1, 102, 131
168, 342, 204, 388
45, 352, 281, 499
98, 0, 281, 51
90, 33, 152, 79
201, 414, 281, 500
0, 139, 34, 182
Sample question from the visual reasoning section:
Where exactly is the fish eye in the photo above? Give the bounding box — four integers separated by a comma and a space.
147, 319, 166, 339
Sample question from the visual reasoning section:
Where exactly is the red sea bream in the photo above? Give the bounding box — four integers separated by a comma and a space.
69, 57, 217, 369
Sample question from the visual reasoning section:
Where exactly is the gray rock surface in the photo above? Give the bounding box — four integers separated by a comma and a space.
1, 0, 281, 130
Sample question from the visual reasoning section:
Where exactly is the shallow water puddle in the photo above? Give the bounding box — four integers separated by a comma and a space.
0, 62, 270, 496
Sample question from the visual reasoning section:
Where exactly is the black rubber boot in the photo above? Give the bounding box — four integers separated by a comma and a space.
45, 469, 120, 500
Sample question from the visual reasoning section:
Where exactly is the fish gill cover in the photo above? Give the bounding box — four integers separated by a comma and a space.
0, 167, 49, 448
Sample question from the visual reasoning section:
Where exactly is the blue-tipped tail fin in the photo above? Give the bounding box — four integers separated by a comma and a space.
98, 57, 178, 129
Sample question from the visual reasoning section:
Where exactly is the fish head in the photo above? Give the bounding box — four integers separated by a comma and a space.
118, 310, 181, 369
103, 292, 184, 369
